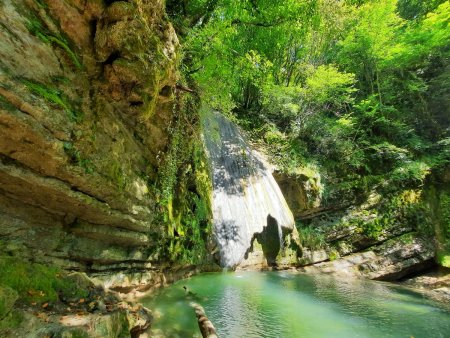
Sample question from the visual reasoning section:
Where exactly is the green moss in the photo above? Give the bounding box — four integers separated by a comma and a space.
0, 94, 17, 113
437, 191, 450, 267
328, 249, 340, 261
437, 254, 450, 268
140, 71, 164, 120
440, 192, 450, 236
25, 12, 81, 69
47, 36, 82, 69
23, 80, 82, 122
193, 140, 213, 219
0, 287, 17, 320
0, 256, 88, 305
201, 107, 221, 143
108, 161, 126, 190
361, 218, 385, 240
63, 142, 94, 173
0, 310, 24, 330
155, 95, 212, 265
61, 328, 90, 338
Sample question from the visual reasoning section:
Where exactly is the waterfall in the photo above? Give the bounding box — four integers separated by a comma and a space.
202, 111, 295, 268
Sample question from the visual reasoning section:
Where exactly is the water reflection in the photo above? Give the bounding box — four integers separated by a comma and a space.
142, 272, 450, 338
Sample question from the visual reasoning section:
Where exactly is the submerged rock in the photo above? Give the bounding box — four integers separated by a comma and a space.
399, 267, 450, 304
203, 111, 298, 268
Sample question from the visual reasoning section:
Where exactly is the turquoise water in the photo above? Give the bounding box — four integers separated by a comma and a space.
142, 272, 450, 338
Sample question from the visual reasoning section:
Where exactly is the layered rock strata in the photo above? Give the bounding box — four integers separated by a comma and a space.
0, 0, 178, 273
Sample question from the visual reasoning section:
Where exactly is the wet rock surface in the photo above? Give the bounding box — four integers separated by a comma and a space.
203, 111, 300, 269
0, 2, 191, 335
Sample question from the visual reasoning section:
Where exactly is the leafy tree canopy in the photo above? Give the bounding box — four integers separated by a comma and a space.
170, 0, 449, 204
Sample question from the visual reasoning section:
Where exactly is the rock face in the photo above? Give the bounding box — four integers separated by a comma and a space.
1, 284, 154, 338
399, 267, 450, 303
0, 0, 179, 272
202, 111, 299, 268
279, 165, 450, 281
300, 233, 435, 281
273, 171, 322, 219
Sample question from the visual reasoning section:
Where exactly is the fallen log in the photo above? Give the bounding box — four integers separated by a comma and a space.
190, 302, 218, 338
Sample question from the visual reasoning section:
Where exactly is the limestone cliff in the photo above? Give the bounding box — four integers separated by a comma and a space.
277, 164, 449, 281
0, 0, 182, 277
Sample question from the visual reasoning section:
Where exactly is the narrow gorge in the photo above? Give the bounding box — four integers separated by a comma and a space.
1, 0, 449, 337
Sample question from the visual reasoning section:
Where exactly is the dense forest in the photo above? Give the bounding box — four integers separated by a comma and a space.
165, 0, 450, 264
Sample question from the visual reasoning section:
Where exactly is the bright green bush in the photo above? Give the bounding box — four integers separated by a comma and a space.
296, 224, 326, 250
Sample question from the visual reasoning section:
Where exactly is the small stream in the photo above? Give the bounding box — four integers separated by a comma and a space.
142, 271, 450, 338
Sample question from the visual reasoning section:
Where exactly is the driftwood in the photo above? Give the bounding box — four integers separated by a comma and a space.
190, 302, 218, 338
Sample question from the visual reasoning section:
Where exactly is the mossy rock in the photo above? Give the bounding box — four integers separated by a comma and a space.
60, 273, 95, 301
0, 286, 18, 320
0, 256, 88, 304
0, 310, 24, 332
59, 327, 90, 338
93, 311, 130, 338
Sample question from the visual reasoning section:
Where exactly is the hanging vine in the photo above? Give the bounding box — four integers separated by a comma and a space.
155, 84, 213, 264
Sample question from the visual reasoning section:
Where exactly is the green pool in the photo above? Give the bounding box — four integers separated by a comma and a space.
142, 271, 450, 337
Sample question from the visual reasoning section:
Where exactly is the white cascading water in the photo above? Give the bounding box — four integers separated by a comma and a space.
202, 111, 294, 268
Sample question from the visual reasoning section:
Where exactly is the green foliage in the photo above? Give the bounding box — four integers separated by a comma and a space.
328, 249, 340, 261
388, 161, 430, 189
155, 93, 212, 265
440, 193, 450, 237
303, 65, 357, 109
438, 192, 450, 267
63, 142, 94, 174
397, 0, 448, 21
0, 256, 88, 305
175, 0, 449, 256
25, 11, 82, 69
23, 80, 81, 122
296, 224, 326, 250
359, 190, 432, 239
0, 310, 24, 330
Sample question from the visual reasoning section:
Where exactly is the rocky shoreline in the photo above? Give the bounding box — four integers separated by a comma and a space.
0, 264, 213, 338
1, 258, 449, 338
